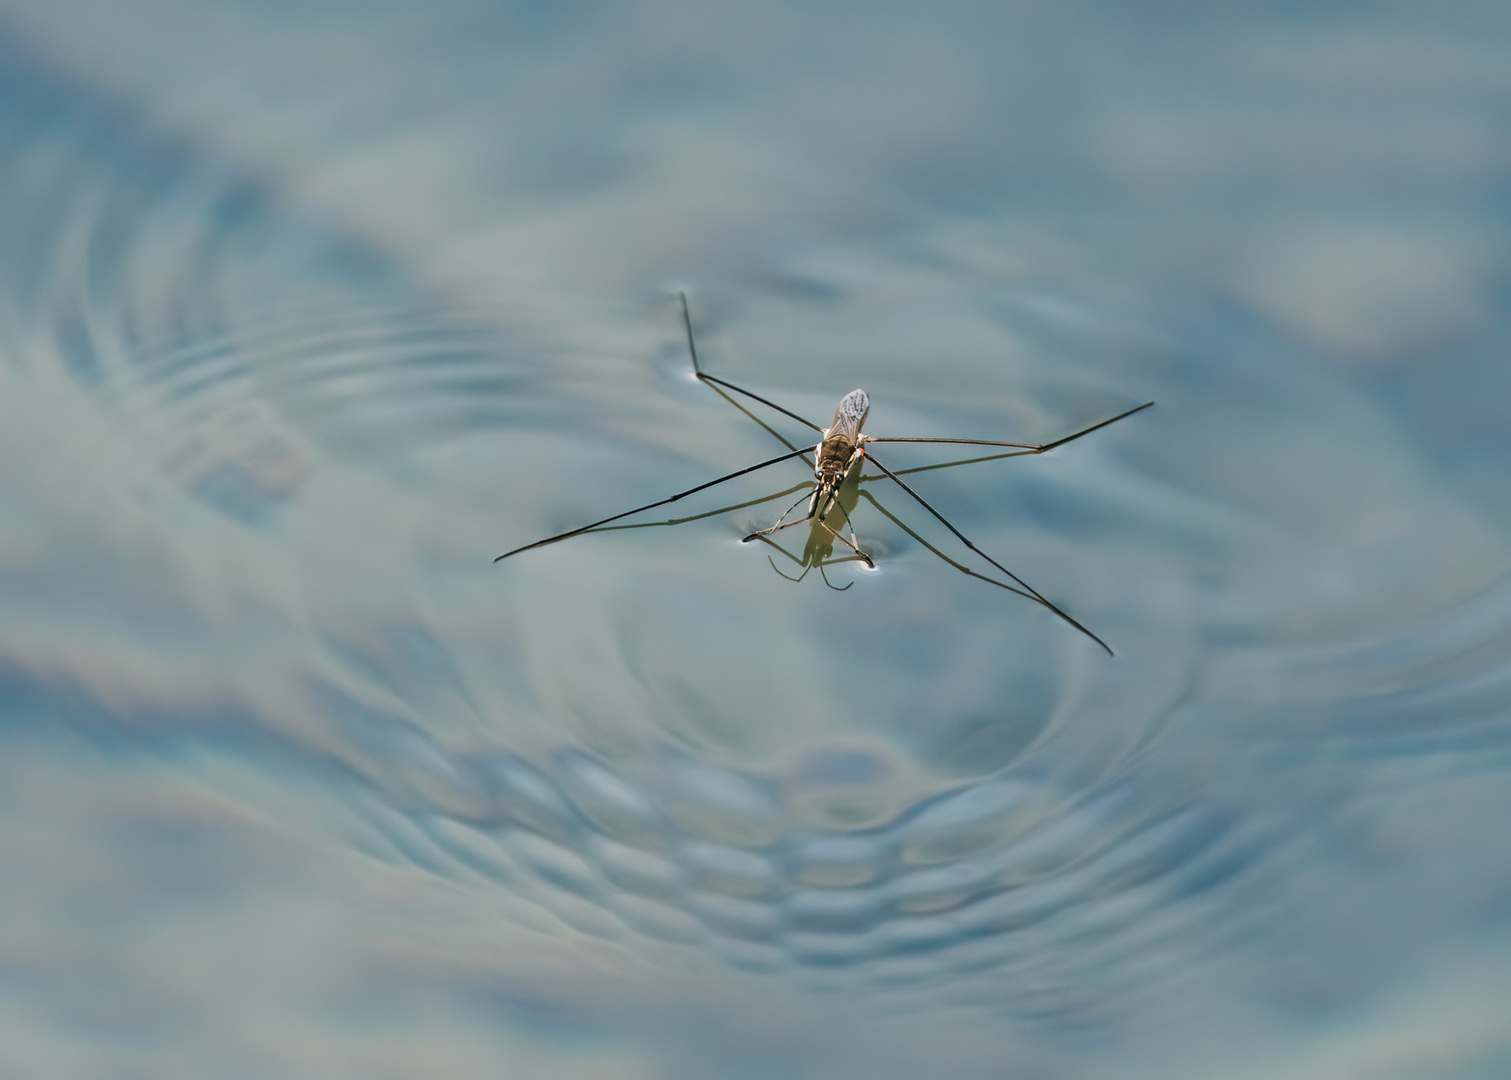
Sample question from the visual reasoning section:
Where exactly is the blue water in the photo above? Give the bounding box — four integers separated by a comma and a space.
2, 2, 1510, 1076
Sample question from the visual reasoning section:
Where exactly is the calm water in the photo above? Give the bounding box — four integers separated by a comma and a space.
2, 2, 1510, 1077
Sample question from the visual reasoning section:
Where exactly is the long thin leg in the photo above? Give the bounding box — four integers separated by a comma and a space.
862, 450, 1114, 656
679, 290, 706, 374
700, 377, 811, 458
813, 515, 874, 568
680, 293, 825, 435
835, 498, 864, 558
521, 480, 875, 568
572, 483, 812, 535
742, 510, 873, 568
860, 416, 1158, 479
754, 533, 808, 570
863, 401, 1155, 453
699, 372, 826, 434
766, 552, 864, 589
757, 538, 867, 573
496, 445, 814, 561
748, 490, 813, 538
812, 496, 871, 568
749, 534, 814, 583
749, 534, 866, 586
861, 448, 1035, 479
744, 515, 814, 541
855, 488, 1036, 602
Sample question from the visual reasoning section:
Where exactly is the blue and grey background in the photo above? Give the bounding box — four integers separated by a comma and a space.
0, 2, 1509, 1076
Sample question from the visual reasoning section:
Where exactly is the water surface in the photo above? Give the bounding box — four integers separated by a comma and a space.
1, 2, 1510, 1077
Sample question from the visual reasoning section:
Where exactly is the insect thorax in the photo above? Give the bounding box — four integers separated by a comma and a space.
815, 434, 857, 487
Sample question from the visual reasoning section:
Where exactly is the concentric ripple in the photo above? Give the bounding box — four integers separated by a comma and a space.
2, 30, 1509, 1027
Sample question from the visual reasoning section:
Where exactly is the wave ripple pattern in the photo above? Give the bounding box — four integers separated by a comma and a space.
1, 6, 1510, 1076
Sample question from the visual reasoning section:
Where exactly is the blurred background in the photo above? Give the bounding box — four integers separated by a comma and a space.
0, 2, 1509, 1077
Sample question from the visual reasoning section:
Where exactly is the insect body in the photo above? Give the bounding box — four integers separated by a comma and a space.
495, 294, 1153, 655
813, 389, 869, 522
737, 391, 875, 586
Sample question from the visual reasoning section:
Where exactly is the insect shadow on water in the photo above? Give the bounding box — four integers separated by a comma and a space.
496, 294, 1153, 655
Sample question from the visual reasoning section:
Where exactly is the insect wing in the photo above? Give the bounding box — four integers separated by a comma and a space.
829, 389, 870, 441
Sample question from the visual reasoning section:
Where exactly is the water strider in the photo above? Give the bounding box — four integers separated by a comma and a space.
496, 294, 1152, 655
